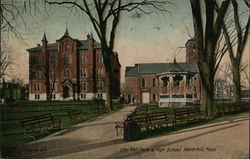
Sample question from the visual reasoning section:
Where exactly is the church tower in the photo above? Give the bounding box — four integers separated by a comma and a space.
185, 38, 198, 64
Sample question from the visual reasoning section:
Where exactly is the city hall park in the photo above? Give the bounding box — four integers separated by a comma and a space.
1, 100, 249, 148
0, 100, 123, 146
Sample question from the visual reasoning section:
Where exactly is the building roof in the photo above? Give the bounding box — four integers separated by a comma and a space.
125, 63, 199, 77
27, 40, 102, 52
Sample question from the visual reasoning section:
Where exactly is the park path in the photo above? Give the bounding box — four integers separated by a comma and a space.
23, 107, 249, 159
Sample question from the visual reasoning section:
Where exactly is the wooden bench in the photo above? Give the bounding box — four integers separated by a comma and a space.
174, 107, 205, 125
147, 112, 174, 128
19, 113, 61, 139
217, 105, 241, 114
67, 109, 84, 121
129, 112, 174, 131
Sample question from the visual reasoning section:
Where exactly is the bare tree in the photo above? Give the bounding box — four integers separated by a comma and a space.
190, 0, 230, 118
1, 0, 46, 40
46, 0, 173, 111
220, 0, 250, 103
0, 43, 13, 85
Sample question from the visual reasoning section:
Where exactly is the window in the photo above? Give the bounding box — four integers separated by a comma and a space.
52, 94, 56, 100
81, 94, 86, 99
97, 81, 104, 90
35, 83, 40, 92
97, 93, 103, 99
51, 83, 57, 91
51, 55, 58, 64
35, 94, 40, 100
35, 71, 40, 78
81, 69, 88, 77
192, 45, 196, 53
64, 54, 72, 64
81, 82, 88, 91
97, 54, 103, 63
141, 78, 146, 88
153, 78, 157, 87
97, 68, 104, 77
65, 68, 71, 77
153, 94, 156, 101
65, 44, 71, 52
34, 56, 40, 64
81, 54, 87, 64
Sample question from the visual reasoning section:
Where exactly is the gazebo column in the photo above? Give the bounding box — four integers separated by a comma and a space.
169, 75, 173, 98
183, 75, 187, 98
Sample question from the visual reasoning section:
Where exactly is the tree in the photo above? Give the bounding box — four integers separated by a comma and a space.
220, 0, 250, 103
46, 0, 172, 111
190, 0, 230, 118
215, 61, 250, 100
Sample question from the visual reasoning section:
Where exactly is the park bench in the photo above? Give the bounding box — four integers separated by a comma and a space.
217, 105, 241, 114
147, 112, 174, 128
67, 109, 84, 121
174, 107, 205, 125
19, 113, 61, 139
128, 112, 174, 130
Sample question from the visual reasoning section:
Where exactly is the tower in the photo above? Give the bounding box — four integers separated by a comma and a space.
185, 38, 198, 64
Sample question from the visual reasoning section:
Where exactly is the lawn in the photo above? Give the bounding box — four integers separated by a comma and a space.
0, 100, 123, 146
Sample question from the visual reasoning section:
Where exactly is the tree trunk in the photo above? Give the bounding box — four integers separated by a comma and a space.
232, 63, 241, 103
199, 63, 218, 119
200, 85, 217, 119
105, 69, 113, 112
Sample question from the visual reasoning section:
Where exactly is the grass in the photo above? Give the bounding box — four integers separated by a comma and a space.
0, 100, 124, 146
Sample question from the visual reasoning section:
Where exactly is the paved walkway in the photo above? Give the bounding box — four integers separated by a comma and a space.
23, 107, 249, 159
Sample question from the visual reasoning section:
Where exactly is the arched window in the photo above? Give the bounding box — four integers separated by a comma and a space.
64, 54, 72, 64
81, 54, 87, 63
97, 81, 104, 90
141, 78, 146, 88
97, 54, 103, 63
153, 78, 157, 87
81, 69, 88, 77
97, 68, 104, 77
35, 71, 40, 78
35, 82, 40, 92
81, 82, 88, 91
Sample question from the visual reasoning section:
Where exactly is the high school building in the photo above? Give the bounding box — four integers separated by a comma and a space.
27, 28, 121, 101
124, 38, 201, 106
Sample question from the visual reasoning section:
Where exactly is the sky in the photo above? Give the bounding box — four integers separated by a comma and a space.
2, 0, 249, 84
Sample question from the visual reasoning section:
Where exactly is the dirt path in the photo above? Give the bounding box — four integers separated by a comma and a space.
23, 108, 249, 159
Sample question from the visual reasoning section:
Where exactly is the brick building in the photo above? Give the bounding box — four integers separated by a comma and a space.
27, 28, 120, 101
124, 38, 201, 106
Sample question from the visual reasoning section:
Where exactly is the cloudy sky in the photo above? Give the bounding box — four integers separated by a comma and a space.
3, 0, 249, 83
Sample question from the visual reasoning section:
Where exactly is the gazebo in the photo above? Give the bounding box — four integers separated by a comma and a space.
156, 60, 200, 107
